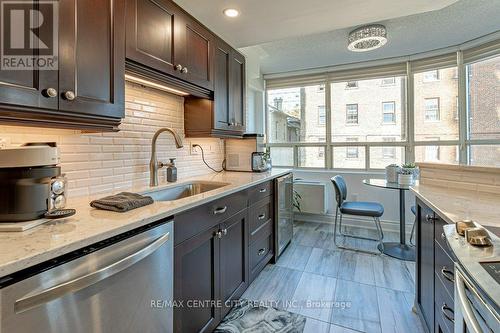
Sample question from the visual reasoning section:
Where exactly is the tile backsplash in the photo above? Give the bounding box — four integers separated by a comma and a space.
0, 82, 225, 198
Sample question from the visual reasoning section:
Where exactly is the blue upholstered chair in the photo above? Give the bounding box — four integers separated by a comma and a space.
331, 175, 384, 253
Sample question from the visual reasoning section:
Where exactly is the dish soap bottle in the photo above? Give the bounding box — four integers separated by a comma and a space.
167, 158, 177, 182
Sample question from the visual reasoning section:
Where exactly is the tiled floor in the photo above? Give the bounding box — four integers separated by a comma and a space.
241, 221, 425, 333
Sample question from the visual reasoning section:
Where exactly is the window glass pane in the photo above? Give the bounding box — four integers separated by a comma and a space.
415, 145, 459, 164
268, 85, 326, 143
331, 76, 406, 142
318, 105, 326, 125
270, 147, 294, 166
298, 147, 325, 168
469, 145, 500, 167
414, 67, 459, 141
333, 146, 366, 169
369, 146, 405, 169
467, 55, 500, 140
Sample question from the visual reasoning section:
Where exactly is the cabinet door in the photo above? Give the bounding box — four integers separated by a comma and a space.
177, 14, 214, 91
220, 210, 249, 317
58, 0, 125, 119
213, 39, 231, 131
229, 50, 245, 132
0, 1, 58, 110
417, 203, 435, 332
174, 225, 221, 333
126, 0, 181, 78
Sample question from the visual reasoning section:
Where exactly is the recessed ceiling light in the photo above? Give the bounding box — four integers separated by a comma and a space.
223, 8, 239, 18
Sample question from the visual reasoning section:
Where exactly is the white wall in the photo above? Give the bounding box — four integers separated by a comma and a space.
292, 169, 416, 232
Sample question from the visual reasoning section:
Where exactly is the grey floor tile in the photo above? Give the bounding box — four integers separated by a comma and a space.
329, 324, 363, 332
241, 265, 302, 309
330, 279, 381, 333
305, 247, 342, 278
376, 287, 426, 333
405, 261, 416, 285
314, 230, 337, 250
294, 228, 322, 247
372, 255, 414, 292
303, 318, 331, 333
276, 243, 313, 271
337, 251, 376, 286
288, 272, 336, 322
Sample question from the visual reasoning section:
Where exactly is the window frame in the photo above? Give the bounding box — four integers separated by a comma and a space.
382, 101, 396, 124
423, 97, 440, 122
265, 44, 500, 170
345, 103, 359, 125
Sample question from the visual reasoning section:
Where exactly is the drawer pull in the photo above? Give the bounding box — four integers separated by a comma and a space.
441, 304, 455, 323
425, 214, 437, 222
258, 214, 266, 220
259, 188, 267, 193
215, 230, 223, 239
258, 248, 266, 256
213, 206, 228, 215
222, 228, 228, 236
441, 267, 455, 282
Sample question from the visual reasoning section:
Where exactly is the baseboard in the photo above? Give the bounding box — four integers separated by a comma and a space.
294, 212, 414, 235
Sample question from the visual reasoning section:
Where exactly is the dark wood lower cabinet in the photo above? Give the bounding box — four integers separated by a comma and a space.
416, 199, 456, 333
173, 180, 276, 332
174, 225, 220, 333
220, 210, 249, 317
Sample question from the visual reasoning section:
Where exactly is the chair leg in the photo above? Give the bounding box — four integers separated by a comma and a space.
374, 217, 384, 252
333, 211, 383, 255
409, 216, 416, 246
333, 207, 342, 248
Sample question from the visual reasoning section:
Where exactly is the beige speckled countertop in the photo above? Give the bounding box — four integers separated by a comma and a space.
0, 169, 292, 278
410, 183, 500, 230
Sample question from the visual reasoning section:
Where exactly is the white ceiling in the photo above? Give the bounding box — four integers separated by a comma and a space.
174, 0, 459, 48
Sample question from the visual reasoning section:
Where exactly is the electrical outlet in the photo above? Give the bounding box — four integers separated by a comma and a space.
189, 142, 200, 155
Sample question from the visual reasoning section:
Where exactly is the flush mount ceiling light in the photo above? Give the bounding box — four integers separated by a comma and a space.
223, 8, 239, 18
347, 24, 387, 52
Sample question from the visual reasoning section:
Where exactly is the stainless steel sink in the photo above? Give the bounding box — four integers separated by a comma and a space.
144, 181, 229, 201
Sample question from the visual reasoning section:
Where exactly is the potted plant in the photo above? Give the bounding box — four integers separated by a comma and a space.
398, 168, 415, 186
401, 162, 420, 181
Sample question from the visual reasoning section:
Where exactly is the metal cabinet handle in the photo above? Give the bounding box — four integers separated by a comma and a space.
222, 228, 228, 236
441, 303, 455, 323
259, 188, 267, 193
44, 87, 58, 98
181, 67, 188, 74
441, 267, 455, 282
213, 206, 228, 215
258, 248, 266, 256
455, 269, 483, 333
63, 91, 76, 101
174, 64, 183, 71
15, 231, 170, 314
258, 214, 266, 220
215, 230, 223, 239
425, 214, 436, 222
441, 233, 446, 241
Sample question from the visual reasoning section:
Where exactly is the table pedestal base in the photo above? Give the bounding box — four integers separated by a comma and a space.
378, 242, 415, 261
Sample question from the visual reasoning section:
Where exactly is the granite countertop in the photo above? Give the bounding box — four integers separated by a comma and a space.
410, 184, 500, 230
0, 168, 292, 278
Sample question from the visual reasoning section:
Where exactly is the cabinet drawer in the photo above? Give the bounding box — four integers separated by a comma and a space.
249, 233, 273, 281
434, 216, 453, 258
249, 197, 272, 244
435, 273, 455, 333
434, 240, 455, 299
248, 181, 273, 205
174, 190, 247, 245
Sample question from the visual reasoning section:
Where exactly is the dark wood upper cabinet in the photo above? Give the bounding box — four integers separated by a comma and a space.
59, 0, 125, 119
184, 38, 246, 138
0, 0, 125, 130
126, 0, 181, 78
126, 0, 214, 91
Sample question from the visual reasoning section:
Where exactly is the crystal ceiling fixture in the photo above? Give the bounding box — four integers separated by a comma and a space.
347, 24, 387, 52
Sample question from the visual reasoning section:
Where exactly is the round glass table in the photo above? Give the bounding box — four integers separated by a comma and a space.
363, 178, 416, 261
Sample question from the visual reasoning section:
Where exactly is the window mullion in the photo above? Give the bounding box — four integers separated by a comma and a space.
457, 51, 468, 165
325, 82, 333, 169
406, 61, 415, 164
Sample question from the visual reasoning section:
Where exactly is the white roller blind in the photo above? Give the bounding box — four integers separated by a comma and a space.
327, 62, 407, 82
266, 73, 327, 90
410, 53, 457, 73
463, 39, 500, 64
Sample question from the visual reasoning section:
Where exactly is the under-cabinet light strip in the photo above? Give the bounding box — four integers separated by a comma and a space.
124, 74, 189, 96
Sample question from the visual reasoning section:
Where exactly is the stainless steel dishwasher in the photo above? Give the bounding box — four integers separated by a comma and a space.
275, 173, 294, 258
0, 219, 173, 333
